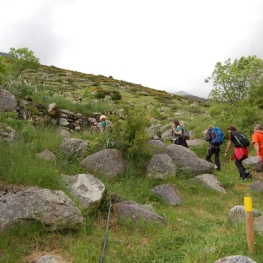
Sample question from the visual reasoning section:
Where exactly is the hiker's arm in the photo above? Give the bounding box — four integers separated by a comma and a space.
253, 142, 261, 160
224, 140, 232, 157
205, 131, 211, 141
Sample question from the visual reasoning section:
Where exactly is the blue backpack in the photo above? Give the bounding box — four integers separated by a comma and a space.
210, 127, 224, 146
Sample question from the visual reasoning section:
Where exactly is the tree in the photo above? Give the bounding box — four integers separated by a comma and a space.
205, 56, 263, 104
8, 47, 41, 76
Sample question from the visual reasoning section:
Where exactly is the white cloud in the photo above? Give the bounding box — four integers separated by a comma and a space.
1, 0, 263, 98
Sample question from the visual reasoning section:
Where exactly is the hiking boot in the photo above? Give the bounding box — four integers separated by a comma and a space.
244, 170, 250, 176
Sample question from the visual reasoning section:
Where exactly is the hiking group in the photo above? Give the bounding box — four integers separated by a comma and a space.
205, 123, 263, 181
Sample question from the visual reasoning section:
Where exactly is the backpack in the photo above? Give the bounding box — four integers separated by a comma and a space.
181, 126, 190, 140
231, 131, 250, 148
210, 127, 224, 145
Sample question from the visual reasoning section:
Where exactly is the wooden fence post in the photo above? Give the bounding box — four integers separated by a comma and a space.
244, 196, 255, 254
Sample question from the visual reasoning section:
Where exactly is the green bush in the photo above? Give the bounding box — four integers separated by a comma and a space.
111, 90, 122, 100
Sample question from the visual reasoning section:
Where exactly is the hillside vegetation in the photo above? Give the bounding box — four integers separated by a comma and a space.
1, 50, 263, 263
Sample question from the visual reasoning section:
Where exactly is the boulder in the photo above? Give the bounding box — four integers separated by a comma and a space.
62, 174, 105, 210
59, 138, 88, 158
115, 201, 166, 225
0, 89, 17, 112
80, 149, 125, 178
190, 174, 226, 193
165, 144, 214, 175
229, 205, 262, 224
146, 154, 176, 179
152, 184, 183, 206
0, 187, 83, 231
36, 149, 56, 162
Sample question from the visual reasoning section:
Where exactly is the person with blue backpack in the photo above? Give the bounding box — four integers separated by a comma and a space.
205, 125, 224, 171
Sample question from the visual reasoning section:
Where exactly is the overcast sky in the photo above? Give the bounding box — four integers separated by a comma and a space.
1, 0, 263, 98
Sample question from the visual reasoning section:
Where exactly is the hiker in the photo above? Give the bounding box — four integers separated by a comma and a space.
224, 125, 250, 181
170, 120, 188, 148
99, 115, 107, 133
252, 124, 263, 172
205, 125, 221, 171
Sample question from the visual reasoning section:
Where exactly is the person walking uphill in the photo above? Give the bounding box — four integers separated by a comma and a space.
170, 120, 188, 148
205, 125, 221, 171
252, 124, 263, 173
224, 125, 250, 181
99, 115, 107, 133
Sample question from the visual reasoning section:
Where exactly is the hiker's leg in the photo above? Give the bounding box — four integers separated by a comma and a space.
215, 148, 221, 171
235, 156, 247, 178
206, 148, 213, 164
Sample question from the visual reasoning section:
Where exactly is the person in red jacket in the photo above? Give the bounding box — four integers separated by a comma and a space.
252, 124, 263, 173
224, 125, 249, 181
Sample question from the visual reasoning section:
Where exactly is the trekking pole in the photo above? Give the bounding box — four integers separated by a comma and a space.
99, 197, 112, 263
244, 196, 255, 254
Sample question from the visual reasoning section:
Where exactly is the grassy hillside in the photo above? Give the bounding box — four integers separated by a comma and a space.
0, 65, 263, 263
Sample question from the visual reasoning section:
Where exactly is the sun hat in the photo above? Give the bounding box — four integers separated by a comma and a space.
100, 115, 106, 121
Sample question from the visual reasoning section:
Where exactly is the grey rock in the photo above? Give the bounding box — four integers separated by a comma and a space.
249, 180, 263, 193
146, 139, 166, 155
243, 156, 263, 171
146, 154, 176, 179
254, 215, 263, 236
152, 184, 183, 206
115, 201, 166, 225
0, 187, 83, 231
59, 138, 88, 158
165, 144, 214, 175
34, 255, 59, 263
214, 255, 257, 263
36, 150, 56, 162
62, 174, 105, 210
0, 89, 17, 112
229, 205, 262, 224
187, 139, 206, 147
0, 124, 18, 142
190, 174, 226, 193
80, 149, 125, 178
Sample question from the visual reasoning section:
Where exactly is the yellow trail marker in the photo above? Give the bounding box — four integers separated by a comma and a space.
244, 196, 254, 254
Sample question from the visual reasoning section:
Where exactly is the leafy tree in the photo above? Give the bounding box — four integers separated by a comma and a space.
7, 47, 41, 76
206, 56, 263, 104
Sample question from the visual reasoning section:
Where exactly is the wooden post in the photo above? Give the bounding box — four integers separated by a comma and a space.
244, 196, 255, 254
